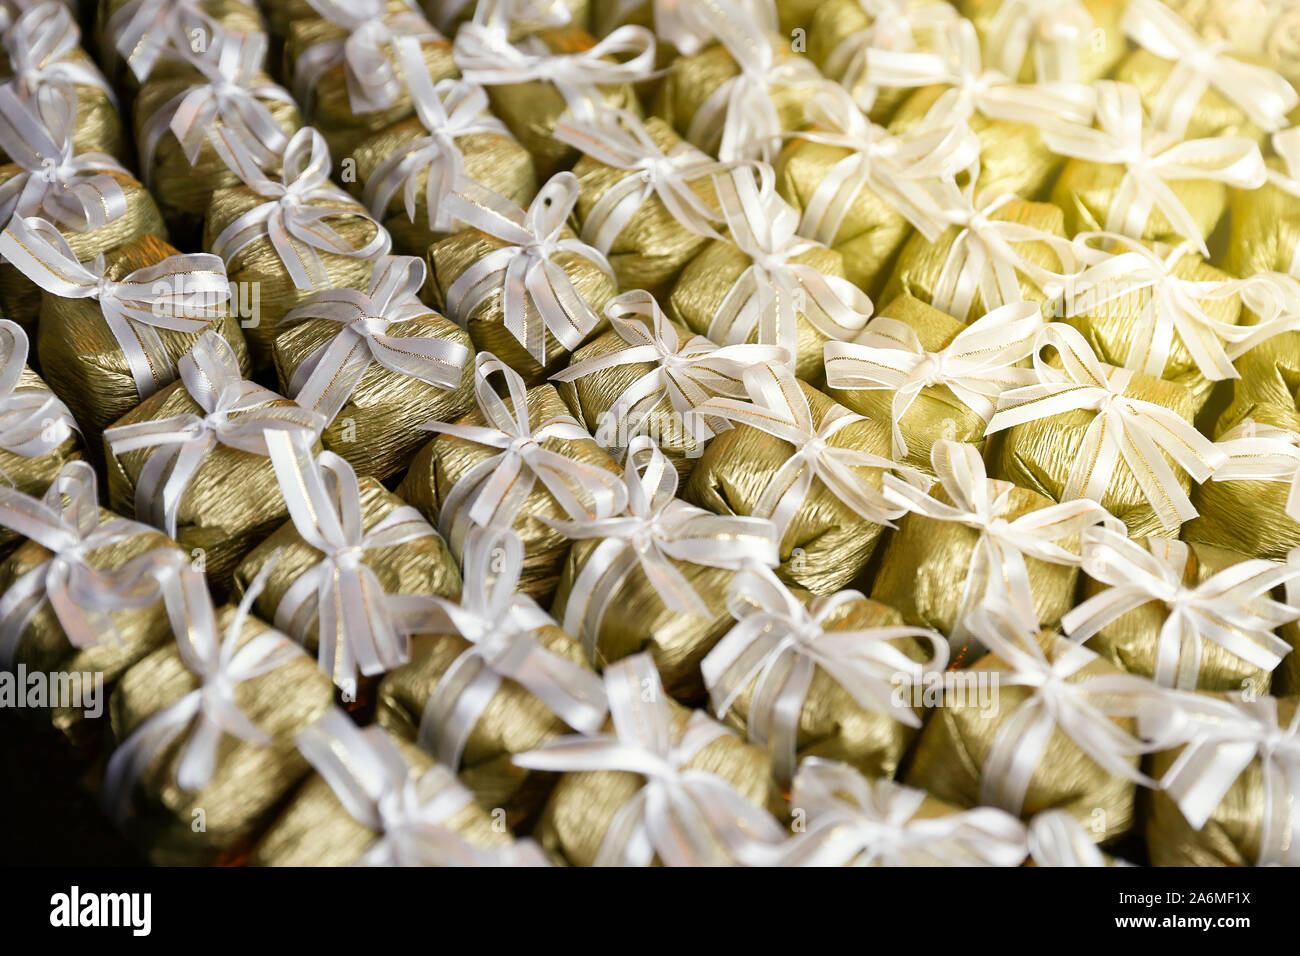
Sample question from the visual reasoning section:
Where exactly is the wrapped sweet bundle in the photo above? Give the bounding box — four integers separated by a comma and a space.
100, 565, 336, 866
203, 127, 391, 369
397, 353, 625, 600
1227, 127, 1300, 280
549, 436, 781, 699
1063, 527, 1299, 693
515, 654, 787, 866
0, 463, 182, 753
376, 526, 605, 825
272, 254, 473, 480
669, 166, 873, 382
1157, 0, 1300, 94
426, 173, 616, 383
959, 0, 1126, 85
103, 331, 325, 592
96, 0, 268, 90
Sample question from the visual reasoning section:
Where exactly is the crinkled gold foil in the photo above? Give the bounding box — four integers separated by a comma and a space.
0, 49, 126, 163
350, 119, 538, 258
375, 622, 591, 825
271, 309, 476, 480
1226, 157, 1300, 279
249, 729, 508, 865
1217, 330, 1300, 436
1184, 469, 1300, 562
95, 0, 266, 89
36, 234, 250, 438
396, 383, 622, 602
684, 379, 893, 594
961, 0, 1126, 84
904, 629, 1139, 841
776, 0, 824, 33
1114, 48, 1277, 143
108, 605, 335, 866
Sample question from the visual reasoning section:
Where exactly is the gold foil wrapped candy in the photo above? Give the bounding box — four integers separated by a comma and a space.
685, 362, 907, 596
1217, 329, 1300, 436
1226, 128, 1300, 280
101, 567, 335, 866
516, 653, 786, 866
960, 0, 1125, 85
96, 0, 267, 89
272, 255, 474, 481
397, 353, 625, 602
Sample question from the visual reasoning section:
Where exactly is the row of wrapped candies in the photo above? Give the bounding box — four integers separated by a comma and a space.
0, 0, 1294, 874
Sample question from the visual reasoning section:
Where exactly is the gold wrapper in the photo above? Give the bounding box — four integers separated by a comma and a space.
350, 118, 538, 258
260, 0, 315, 43
777, 0, 824, 33
1144, 693, 1299, 866
719, 594, 934, 779
203, 184, 382, 370
826, 293, 991, 472
250, 727, 508, 865
271, 309, 476, 480
36, 234, 250, 437
990, 368, 1198, 539
103, 385, 312, 594
95, 0, 266, 89
880, 198, 1068, 324
0, 515, 179, 754
0, 171, 166, 332
904, 629, 1139, 840
532, 696, 783, 866
108, 604, 335, 866
375, 622, 591, 825
684, 380, 893, 594
870, 485, 1082, 668
1277, 624, 1300, 695
1217, 331, 1300, 436
0, 365, 82, 554
450, 0, 590, 39
1184, 468, 1300, 562
1225, 156, 1300, 279
0, 50, 126, 163
1079, 539, 1278, 693
425, 226, 616, 385
396, 383, 622, 601
485, 28, 642, 179
961, 0, 1125, 84
668, 239, 847, 383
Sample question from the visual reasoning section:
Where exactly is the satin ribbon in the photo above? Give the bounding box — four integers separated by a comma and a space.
284, 254, 470, 426
780, 756, 1029, 866
823, 0, 958, 112
414, 524, 607, 769
293, 0, 437, 115
1224, 270, 1300, 356
553, 108, 734, 252
881, 439, 1118, 654
1122, 0, 1298, 138
210, 127, 391, 291
297, 707, 542, 866
423, 352, 627, 546
103, 331, 325, 539
1027, 809, 1125, 866
1139, 691, 1300, 866
0, 318, 77, 459
707, 166, 873, 360
985, 0, 1094, 85
790, 82, 978, 247
442, 173, 613, 365
0, 216, 230, 401
138, 31, 293, 184
361, 70, 509, 234
824, 300, 1041, 460
1061, 527, 1298, 689
0, 84, 128, 232
1203, 419, 1300, 523
692, 361, 924, 539
1040, 81, 1267, 258
703, 567, 948, 785
1268, 127, 1300, 279
985, 323, 1226, 529
101, 562, 305, 824
645, 0, 773, 58
2, 2, 117, 106
263, 429, 438, 689
0, 461, 180, 670
965, 601, 1160, 816
105, 0, 224, 82
549, 289, 787, 454
515, 653, 787, 866
544, 436, 780, 659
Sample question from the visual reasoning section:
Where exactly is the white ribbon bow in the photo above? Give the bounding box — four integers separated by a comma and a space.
1122, 0, 1298, 139
545, 435, 781, 658
104, 331, 325, 539
105, 0, 225, 82
703, 567, 948, 785
825, 300, 1042, 460
0, 318, 76, 459
1028, 809, 1125, 866
101, 562, 305, 824
442, 173, 614, 365
1041, 81, 1267, 257
645, 0, 773, 57
823, 0, 958, 112
0, 216, 231, 401
2, 2, 117, 106
1203, 419, 1300, 523
415, 524, 608, 769
1062, 526, 1299, 689
210, 127, 391, 291
515, 653, 787, 866
284, 254, 470, 426
986, 0, 1095, 85
986, 322, 1226, 529
780, 756, 1029, 866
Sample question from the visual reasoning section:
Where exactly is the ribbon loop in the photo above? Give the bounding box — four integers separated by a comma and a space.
0, 318, 77, 458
